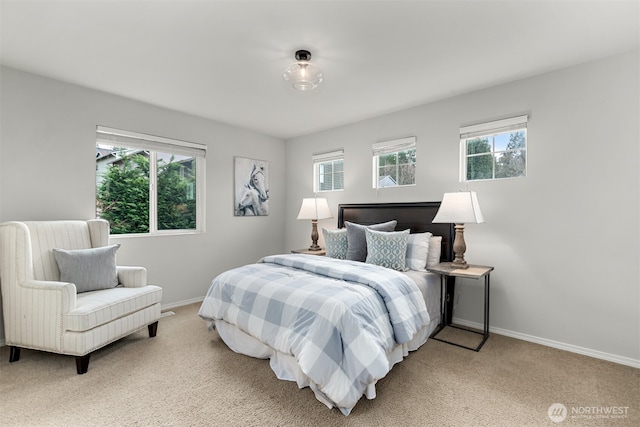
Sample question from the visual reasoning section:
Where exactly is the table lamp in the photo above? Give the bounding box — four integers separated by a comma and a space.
432, 191, 484, 269
297, 197, 333, 251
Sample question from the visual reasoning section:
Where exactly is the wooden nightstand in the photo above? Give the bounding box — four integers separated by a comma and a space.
291, 248, 326, 256
427, 262, 494, 351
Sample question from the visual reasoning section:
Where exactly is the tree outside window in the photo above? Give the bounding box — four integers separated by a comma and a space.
377, 149, 416, 187
372, 136, 417, 188
96, 127, 205, 235
461, 116, 527, 181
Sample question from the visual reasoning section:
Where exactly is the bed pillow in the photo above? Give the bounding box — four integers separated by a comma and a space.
322, 228, 348, 259
365, 228, 410, 271
405, 232, 432, 271
53, 244, 121, 293
426, 236, 442, 268
345, 220, 397, 262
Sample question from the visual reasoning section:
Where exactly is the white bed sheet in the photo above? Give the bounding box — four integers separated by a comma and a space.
211, 270, 441, 411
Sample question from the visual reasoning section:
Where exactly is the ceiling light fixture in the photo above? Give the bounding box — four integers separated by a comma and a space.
283, 49, 323, 91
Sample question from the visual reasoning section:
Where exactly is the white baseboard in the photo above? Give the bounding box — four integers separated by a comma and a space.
161, 296, 204, 311
452, 317, 640, 369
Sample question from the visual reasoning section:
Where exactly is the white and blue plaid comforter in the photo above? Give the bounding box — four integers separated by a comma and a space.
198, 254, 430, 415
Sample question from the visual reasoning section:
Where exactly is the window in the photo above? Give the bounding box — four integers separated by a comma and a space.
372, 136, 416, 188
96, 126, 206, 235
460, 115, 527, 181
313, 150, 344, 192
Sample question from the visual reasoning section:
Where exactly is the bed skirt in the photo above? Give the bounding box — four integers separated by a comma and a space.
211, 317, 439, 411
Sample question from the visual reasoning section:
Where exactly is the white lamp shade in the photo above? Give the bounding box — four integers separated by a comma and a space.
432, 191, 485, 224
297, 198, 333, 220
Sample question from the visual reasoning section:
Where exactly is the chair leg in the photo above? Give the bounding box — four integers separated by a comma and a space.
148, 321, 158, 337
9, 346, 21, 363
10, 348, 91, 374
76, 354, 90, 375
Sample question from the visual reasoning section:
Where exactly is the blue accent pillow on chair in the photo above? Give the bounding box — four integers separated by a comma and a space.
53, 244, 121, 293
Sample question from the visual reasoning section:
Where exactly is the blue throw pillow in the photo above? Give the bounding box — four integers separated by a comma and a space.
323, 228, 348, 259
365, 228, 409, 271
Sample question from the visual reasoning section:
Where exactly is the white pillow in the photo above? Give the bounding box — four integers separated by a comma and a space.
426, 236, 442, 268
405, 232, 432, 271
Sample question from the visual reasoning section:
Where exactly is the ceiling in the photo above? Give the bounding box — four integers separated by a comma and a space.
1, 1, 638, 140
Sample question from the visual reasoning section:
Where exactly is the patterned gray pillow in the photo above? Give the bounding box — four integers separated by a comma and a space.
365, 228, 410, 271
345, 220, 397, 262
322, 228, 348, 259
53, 244, 120, 293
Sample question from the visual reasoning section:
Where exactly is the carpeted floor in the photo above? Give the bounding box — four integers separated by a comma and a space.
0, 303, 637, 426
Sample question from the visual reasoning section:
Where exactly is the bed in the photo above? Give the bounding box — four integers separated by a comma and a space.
199, 202, 454, 415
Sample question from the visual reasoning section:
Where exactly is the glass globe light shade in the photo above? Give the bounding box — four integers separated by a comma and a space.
282, 51, 323, 91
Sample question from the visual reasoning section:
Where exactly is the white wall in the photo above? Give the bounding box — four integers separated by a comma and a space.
1, 51, 638, 366
285, 50, 640, 366
0, 66, 286, 342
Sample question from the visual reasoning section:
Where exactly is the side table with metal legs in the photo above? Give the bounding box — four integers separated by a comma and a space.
427, 263, 494, 352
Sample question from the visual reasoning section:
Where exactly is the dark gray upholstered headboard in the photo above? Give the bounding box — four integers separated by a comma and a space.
337, 201, 454, 263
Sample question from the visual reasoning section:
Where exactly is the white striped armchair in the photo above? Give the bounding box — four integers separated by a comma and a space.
0, 220, 162, 374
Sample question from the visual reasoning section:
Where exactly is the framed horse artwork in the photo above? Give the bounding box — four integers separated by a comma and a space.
234, 157, 270, 216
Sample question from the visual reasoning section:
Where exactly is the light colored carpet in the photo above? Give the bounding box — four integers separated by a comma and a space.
0, 303, 637, 426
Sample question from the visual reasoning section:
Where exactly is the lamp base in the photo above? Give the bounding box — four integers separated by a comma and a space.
452, 224, 470, 269
450, 259, 469, 269
308, 220, 321, 252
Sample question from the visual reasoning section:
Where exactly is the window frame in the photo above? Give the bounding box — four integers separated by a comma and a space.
459, 115, 528, 182
313, 149, 344, 193
372, 136, 417, 189
96, 126, 207, 236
